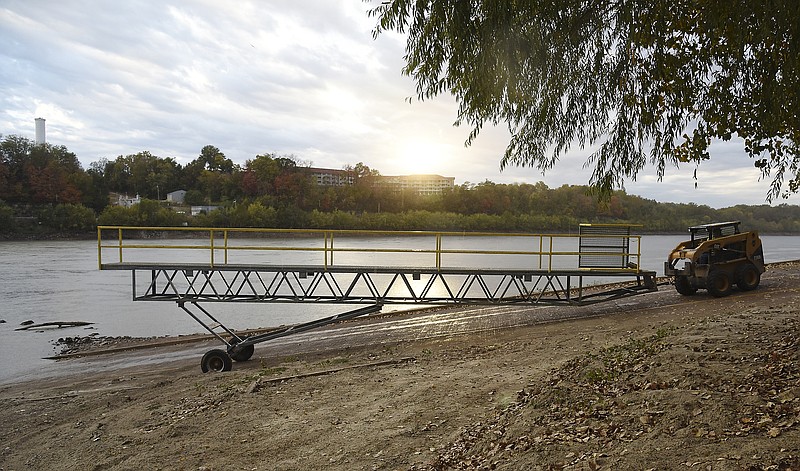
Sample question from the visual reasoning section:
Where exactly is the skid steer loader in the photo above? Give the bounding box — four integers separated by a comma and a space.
665, 221, 765, 297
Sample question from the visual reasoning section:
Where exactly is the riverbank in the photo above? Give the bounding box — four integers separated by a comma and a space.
5, 228, 800, 242
1, 262, 798, 470
0, 230, 96, 241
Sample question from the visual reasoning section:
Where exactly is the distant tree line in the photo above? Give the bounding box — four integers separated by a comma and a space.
2, 134, 800, 237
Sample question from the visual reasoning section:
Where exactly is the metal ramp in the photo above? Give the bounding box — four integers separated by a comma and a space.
98, 225, 657, 372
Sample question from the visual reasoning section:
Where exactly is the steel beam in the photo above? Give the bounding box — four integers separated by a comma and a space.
108, 263, 656, 307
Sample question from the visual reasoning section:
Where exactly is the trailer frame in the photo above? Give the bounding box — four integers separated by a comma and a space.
98, 225, 657, 372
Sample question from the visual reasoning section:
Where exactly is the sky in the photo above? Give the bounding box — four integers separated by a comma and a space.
1, 1, 797, 209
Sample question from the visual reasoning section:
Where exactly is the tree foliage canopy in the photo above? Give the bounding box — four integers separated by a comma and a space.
3, 134, 800, 235
370, 0, 800, 199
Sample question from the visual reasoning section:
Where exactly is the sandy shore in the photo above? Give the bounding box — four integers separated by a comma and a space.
1, 262, 798, 470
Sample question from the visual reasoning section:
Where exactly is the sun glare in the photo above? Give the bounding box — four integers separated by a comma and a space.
396, 140, 445, 175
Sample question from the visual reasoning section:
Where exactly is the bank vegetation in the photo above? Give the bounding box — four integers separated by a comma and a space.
2, 135, 799, 237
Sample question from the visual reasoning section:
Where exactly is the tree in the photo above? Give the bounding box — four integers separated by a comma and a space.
245, 201, 278, 227
371, 1, 800, 200
175, 146, 237, 202
38, 204, 96, 231
198, 145, 235, 173
0, 199, 15, 233
242, 153, 282, 196
105, 152, 183, 200
240, 153, 311, 206
79, 165, 110, 212
0, 136, 84, 203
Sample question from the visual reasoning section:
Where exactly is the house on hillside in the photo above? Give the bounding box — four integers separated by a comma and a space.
191, 205, 219, 216
166, 189, 187, 204
117, 194, 141, 207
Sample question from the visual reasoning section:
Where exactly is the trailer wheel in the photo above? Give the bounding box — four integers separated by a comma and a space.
706, 271, 732, 297
230, 343, 255, 362
674, 276, 697, 296
735, 263, 761, 291
229, 337, 255, 362
201, 349, 233, 373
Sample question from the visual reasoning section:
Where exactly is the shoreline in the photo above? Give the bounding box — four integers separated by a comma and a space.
6, 229, 800, 243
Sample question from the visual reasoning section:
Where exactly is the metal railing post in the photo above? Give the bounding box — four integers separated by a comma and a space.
436, 233, 442, 269
636, 236, 642, 270
538, 235, 543, 270
224, 229, 229, 265
330, 232, 335, 267
210, 229, 215, 267
324, 232, 329, 269
97, 227, 102, 269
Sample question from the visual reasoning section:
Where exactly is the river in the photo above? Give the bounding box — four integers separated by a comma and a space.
1, 234, 798, 383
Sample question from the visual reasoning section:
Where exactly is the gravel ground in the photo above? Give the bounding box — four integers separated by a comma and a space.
1, 262, 798, 470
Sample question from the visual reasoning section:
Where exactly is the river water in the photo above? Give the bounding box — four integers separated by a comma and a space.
1, 234, 798, 383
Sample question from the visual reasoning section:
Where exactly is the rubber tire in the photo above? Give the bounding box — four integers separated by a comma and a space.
674, 276, 697, 296
201, 349, 233, 373
735, 263, 761, 291
706, 271, 732, 297
230, 343, 255, 362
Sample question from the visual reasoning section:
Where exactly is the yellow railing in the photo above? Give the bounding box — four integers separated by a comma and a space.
97, 226, 643, 272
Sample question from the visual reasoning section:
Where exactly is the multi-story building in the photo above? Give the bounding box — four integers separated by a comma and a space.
304, 167, 355, 187
304, 167, 455, 195
373, 174, 455, 195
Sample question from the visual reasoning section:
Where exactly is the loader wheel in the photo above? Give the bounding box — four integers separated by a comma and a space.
735, 263, 761, 291
201, 349, 233, 373
706, 271, 732, 297
675, 276, 697, 295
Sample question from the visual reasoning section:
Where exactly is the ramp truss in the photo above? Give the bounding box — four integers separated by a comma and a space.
97, 225, 657, 373
106, 263, 656, 306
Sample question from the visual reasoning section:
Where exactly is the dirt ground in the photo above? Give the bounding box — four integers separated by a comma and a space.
1, 262, 799, 471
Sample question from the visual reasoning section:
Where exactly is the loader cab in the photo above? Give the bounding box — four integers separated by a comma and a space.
689, 221, 741, 245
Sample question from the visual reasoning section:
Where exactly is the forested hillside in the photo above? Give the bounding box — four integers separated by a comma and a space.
2, 135, 799, 236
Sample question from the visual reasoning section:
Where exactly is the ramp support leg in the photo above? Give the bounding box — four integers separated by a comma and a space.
179, 300, 241, 347
179, 302, 383, 373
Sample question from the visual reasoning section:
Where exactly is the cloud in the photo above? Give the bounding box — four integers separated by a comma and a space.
1, 1, 797, 209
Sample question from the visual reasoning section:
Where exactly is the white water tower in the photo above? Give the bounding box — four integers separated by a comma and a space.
35, 117, 46, 144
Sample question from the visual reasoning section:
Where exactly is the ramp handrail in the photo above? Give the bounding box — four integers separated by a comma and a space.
97, 226, 643, 273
